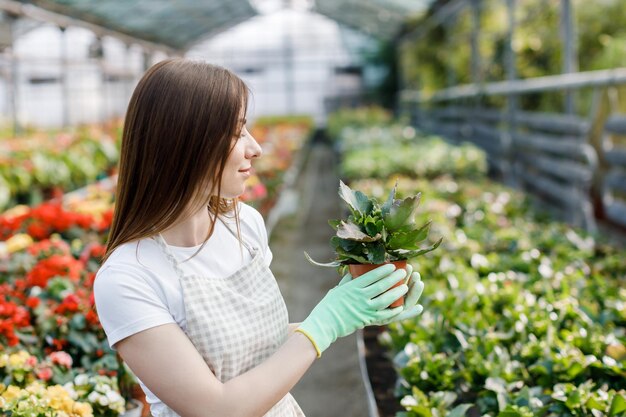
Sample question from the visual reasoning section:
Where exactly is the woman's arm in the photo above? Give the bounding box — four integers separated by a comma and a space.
288, 322, 301, 335
116, 322, 316, 417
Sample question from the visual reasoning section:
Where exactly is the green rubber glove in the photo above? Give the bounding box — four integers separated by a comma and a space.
345, 264, 424, 326
296, 264, 409, 357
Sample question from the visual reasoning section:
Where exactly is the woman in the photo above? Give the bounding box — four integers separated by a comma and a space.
94, 58, 425, 417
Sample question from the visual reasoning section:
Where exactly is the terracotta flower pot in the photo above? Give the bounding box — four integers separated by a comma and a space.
348, 260, 407, 308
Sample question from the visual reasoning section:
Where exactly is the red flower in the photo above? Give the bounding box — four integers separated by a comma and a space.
85, 309, 100, 326
28, 238, 71, 258
51, 338, 67, 350
98, 209, 114, 231
49, 351, 73, 368
35, 366, 53, 381
79, 243, 106, 265
0, 297, 31, 346
26, 255, 83, 288
26, 297, 40, 309
27, 222, 51, 240
74, 213, 96, 230
55, 293, 81, 314
26, 356, 38, 367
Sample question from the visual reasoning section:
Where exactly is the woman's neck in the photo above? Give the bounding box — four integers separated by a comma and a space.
160, 206, 213, 247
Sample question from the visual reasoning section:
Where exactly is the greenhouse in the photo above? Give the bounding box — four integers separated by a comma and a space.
0, 0, 625, 416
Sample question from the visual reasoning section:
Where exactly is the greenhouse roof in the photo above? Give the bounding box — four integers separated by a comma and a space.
3, 0, 434, 50
11, 0, 258, 50
314, 0, 431, 40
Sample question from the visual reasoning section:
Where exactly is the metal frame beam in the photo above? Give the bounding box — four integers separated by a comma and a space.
401, 68, 626, 103
0, 0, 179, 54
398, 0, 467, 45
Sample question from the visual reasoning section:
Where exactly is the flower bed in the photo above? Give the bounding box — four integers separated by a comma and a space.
0, 193, 126, 415
332, 108, 626, 417
0, 122, 121, 212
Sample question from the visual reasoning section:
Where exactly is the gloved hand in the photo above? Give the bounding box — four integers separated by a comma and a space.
336, 264, 424, 326
296, 264, 409, 358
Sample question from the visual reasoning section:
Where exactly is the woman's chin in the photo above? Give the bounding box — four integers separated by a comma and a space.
221, 187, 246, 200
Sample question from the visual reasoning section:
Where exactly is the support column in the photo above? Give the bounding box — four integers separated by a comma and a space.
125, 43, 133, 106
4, 12, 21, 136
504, 0, 517, 185
469, 0, 482, 84
560, 0, 578, 114
142, 49, 152, 72
443, 15, 457, 88
60, 26, 69, 127
89, 35, 106, 125
282, 1, 295, 115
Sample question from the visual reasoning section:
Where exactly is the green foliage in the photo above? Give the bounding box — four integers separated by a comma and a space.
330, 112, 626, 416
401, 0, 626, 112
326, 106, 393, 141
305, 180, 441, 267
341, 139, 487, 181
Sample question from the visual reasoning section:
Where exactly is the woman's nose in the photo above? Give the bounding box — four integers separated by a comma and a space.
247, 135, 262, 159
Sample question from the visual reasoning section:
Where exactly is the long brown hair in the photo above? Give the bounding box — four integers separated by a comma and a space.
103, 58, 249, 263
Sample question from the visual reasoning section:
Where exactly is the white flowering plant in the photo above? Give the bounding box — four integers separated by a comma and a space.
65, 373, 126, 417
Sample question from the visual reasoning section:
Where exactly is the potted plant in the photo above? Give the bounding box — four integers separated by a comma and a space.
305, 180, 442, 307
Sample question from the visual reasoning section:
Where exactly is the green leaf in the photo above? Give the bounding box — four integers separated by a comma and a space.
384, 193, 422, 232
331, 236, 359, 252
335, 246, 370, 264
303, 251, 342, 267
70, 313, 87, 330
364, 215, 383, 236
68, 329, 94, 354
365, 241, 386, 264
339, 180, 373, 214
447, 404, 473, 417
609, 393, 626, 416
565, 390, 583, 409
381, 180, 397, 216
337, 221, 381, 242
387, 221, 432, 250
392, 237, 443, 259
497, 406, 526, 417
328, 219, 341, 230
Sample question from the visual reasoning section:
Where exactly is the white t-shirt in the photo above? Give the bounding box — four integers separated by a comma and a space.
93, 203, 273, 415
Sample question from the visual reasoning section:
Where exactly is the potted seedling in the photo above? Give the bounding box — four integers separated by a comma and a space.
305, 180, 442, 307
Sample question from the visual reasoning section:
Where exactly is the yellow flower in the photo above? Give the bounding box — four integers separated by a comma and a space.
1, 385, 23, 402
5, 233, 34, 253
1, 205, 29, 219
0, 353, 7, 368
46, 385, 74, 412
25, 381, 45, 396
72, 401, 94, 417
8, 351, 30, 368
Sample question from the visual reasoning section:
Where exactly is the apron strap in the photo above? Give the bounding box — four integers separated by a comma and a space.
217, 215, 257, 255
152, 215, 257, 277
152, 233, 187, 279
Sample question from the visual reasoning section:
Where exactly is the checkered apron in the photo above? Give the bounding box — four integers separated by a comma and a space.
151, 220, 305, 417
